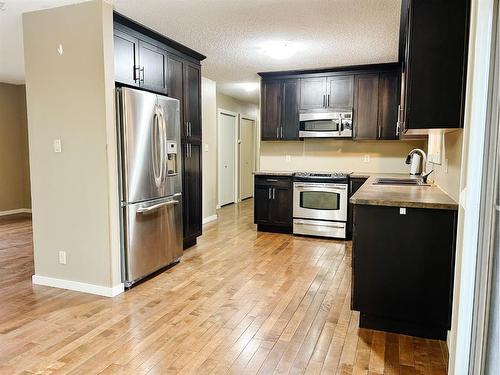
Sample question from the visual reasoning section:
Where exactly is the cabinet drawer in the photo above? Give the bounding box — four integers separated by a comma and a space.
255, 176, 291, 188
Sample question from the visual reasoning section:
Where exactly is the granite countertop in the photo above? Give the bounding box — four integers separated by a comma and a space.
350, 174, 458, 210
253, 171, 294, 177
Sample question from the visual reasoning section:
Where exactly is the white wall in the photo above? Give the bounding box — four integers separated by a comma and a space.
201, 77, 217, 221
448, 0, 497, 372
23, 0, 121, 295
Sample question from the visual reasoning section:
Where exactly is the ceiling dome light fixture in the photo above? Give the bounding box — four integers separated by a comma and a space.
238, 82, 259, 92
260, 41, 304, 60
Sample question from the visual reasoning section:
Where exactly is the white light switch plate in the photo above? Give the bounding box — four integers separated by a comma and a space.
53, 139, 62, 153
58, 251, 66, 265
399, 207, 407, 215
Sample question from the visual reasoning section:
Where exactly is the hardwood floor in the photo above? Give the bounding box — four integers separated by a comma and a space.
0, 201, 448, 374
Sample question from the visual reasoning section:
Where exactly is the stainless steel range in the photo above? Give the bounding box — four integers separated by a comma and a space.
293, 172, 350, 239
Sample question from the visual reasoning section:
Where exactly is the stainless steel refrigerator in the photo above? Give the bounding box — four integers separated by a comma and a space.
116, 87, 183, 287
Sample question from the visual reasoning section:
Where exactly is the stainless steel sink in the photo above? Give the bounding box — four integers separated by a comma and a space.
373, 178, 427, 186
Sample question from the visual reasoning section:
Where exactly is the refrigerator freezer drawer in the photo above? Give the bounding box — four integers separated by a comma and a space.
122, 194, 183, 286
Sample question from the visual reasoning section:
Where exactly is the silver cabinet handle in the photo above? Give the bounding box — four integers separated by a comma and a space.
137, 199, 179, 214
280, 126, 283, 138
134, 66, 140, 82
272, 187, 276, 199
188, 122, 192, 137
276, 128, 279, 139
266, 179, 278, 182
189, 144, 192, 158
268, 187, 271, 199
323, 94, 326, 108
327, 94, 330, 107
140, 67, 145, 83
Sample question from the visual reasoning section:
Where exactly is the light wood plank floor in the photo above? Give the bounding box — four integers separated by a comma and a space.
0, 200, 448, 374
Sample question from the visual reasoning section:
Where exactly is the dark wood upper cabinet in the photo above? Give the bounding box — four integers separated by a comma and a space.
299, 78, 327, 111
327, 75, 354, 110
183, 63, 201, 141
259, 63, 400, 142
261, 80, 282, 140
354, 74, 379, 140
400, 0, 469, 131
113, 30, 139, 87
166, 54, 183, 100
378, 71, 400, 140
138, 41, 168, 94
261, 79, 300, 141
113, 12, 205, 250
281, 79, 300, 140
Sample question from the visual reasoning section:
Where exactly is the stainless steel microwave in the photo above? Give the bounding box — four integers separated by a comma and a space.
299, 111, 353, 138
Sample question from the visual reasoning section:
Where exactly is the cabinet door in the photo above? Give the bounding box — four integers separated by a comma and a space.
167, 54, 183, 100
269, 187, 292, 227
138, 41, 167, 94
182, 143, 202, 243
281, 79, 299, 140
403, 0, 468, 129
378, 71, 399, 140
327, 75, 354, 109
300, 78, 327, 111
114, 30, 139, 87
254, 186, 271, 225
354, 74, 379, 140
261, 81, 282, 140
184, 63, 201, 141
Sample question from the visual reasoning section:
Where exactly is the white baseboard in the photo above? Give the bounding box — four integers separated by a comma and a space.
0, 208, 32, 217
32, 275, 124, 297
202, 214, 218, 224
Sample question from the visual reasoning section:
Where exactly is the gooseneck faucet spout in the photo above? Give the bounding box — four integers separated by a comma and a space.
405, 148, 427, 175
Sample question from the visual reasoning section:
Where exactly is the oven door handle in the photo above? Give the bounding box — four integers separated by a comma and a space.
294, 183, 347, 190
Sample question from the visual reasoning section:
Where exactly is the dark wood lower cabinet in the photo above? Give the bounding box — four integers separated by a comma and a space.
182, 142, 202, 248
347, 177, 368, 239
254, 176, 293, 233
352, 204, 457, 339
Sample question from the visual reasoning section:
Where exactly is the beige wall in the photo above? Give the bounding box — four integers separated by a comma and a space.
260, 139, 426, 174
202, 77, 217, 220
217, 93, 259, 119
23, 0, 120, 289
429, 130, 463, 202
0, 83, 31, 211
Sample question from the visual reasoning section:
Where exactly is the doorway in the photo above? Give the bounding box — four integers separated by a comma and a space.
239, 117, 255, 200
218, 110, 237, 207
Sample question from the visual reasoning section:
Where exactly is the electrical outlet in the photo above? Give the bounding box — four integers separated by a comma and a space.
285, 155, 291, 162
399, 207, 407, 215
363, 154, 370, 163
58, 251, 66, 265
53, 139, 62, 153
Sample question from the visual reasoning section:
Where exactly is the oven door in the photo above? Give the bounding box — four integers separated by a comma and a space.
293, 182, 348, 221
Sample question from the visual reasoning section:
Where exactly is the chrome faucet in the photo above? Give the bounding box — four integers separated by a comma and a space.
405, 148, 427, 175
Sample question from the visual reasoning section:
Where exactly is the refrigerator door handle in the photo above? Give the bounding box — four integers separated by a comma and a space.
151, 107, 162, 187
158, 108, 167, 183
137, 199, 179, 215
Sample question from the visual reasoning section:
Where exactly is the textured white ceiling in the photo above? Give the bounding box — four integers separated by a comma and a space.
0, 0, 402, 103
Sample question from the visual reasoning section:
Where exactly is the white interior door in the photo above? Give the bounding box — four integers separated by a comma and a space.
239, 118, 255, 200
218, 112, 236, 206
